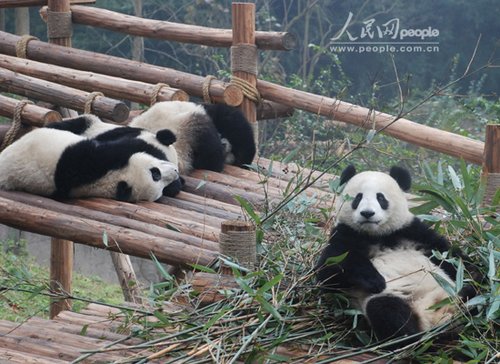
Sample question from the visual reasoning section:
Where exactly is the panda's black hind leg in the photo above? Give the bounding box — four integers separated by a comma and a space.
365, 295, 421, 347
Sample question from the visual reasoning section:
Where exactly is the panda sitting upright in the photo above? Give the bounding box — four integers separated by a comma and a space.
316, 165, 474, 346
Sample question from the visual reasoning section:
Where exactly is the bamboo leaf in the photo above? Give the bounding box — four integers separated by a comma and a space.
256, 273, 283, 296
456, 258, 464, 293
150, 252, 172, 281
325, 251, 349, 265
234, 195, 260, 224
448, 165, 463, 190
255, 295, 282, 320
189, 264, 216, 274
102, 231, 108, 248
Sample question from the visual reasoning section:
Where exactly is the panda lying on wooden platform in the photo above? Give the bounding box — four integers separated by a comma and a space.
45, 114, 183, 197
0, 121, 180, 202
130, 101, 256, 174
316, 165, 475, 347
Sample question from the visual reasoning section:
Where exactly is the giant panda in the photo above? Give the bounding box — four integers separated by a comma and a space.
316, 165, 475, 347
129, 101, 256, 174
0, 127, 179, 202
46, 114, 183, 197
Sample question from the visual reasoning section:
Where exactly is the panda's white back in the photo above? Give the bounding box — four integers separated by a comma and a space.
130, 101, 206, 134
0, 129, 82, 195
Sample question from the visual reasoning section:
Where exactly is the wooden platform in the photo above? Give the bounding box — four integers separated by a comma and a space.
0, 304, 149, 363
0, 158, 337, 268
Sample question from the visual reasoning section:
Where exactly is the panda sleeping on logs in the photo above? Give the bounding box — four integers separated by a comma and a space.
316, 165, 476, 347
45, 114, 183, 197
129, 101, 256, 175
0, 127, 180, 202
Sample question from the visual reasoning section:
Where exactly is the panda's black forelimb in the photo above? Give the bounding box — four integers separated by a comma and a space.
316, 226, 386, 294
45, 116, 91, 134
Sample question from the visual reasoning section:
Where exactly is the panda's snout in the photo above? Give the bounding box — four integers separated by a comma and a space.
360, 210, 375, 219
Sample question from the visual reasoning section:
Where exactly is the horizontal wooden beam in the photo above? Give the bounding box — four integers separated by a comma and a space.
257, 80, 485, 165
0, 93, 61, 126
39, 5, 296, 51
0, 194, 217, 267
0, 0, 94, 7
0, 67, 129, 122
0, 54, 189, 105
0, 32, 242, 106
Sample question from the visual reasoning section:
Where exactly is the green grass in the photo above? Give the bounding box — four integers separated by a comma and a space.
0, 242, 124, 322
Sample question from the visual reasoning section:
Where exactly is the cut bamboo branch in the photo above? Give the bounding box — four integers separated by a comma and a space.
0, 93, 61, 126
0, 196, 217, 266
0, 67, 129, 122
0, 54, 189, 104
256, 80, 485, 165
0, 31, 242, 106
39, 5, 296, 51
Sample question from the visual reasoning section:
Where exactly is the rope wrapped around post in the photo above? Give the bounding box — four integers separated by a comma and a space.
202, 75, 216, 104
0, 99, 32, 151
15, 35, 38, 59
230, 44, 261, 104
47, 10, 73, 39
149, 83, 170, 106
219, 220, 256, 271
83, 91, 104, 114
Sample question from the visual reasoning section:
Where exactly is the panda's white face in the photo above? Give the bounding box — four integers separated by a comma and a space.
336, 171, 413, 235
124, 153, 179, 202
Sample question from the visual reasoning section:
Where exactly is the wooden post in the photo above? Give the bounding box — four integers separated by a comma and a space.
231, 3, 258, 147
48, 0, 73, 319
14, 7, 30, 35
482, 124, 500, 205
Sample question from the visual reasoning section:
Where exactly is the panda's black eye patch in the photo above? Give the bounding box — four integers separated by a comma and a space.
150, 167, 161, 182
351, 193, 363, 209
377, 193, 389, 209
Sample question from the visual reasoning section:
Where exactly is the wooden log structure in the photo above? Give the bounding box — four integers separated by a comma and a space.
0, 0, 95, 7
0, 194, 218, 267
39, 5, 296, 51
47, 0, 74, 320
0, 31, 243, 106
256, 80, 485, 165
0, 54, 189, 105
0, 67, 129, 122
0, 93, 62, 126
0, 124, 32, 143
482, 124, 500, 205
257, 100, 294, 120
232, 3, 258, 144
0, 31, 483, 164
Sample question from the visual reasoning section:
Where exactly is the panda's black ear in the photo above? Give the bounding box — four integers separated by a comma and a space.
340, 165, 356, 185
156, 129, 177, 146
390, 166, 411, 191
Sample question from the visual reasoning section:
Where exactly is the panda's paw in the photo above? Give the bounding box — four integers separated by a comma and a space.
357, 273, 386, 293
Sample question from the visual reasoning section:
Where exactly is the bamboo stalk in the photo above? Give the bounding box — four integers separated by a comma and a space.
0, 31, 242, 106
257, 80, 485, 165
0, 196, 218, 266
482, 124, 500, 205
39, 5, 296, 51
0, 93, 61, 126
0, 54, 188, 104
0, 67, 129, 122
